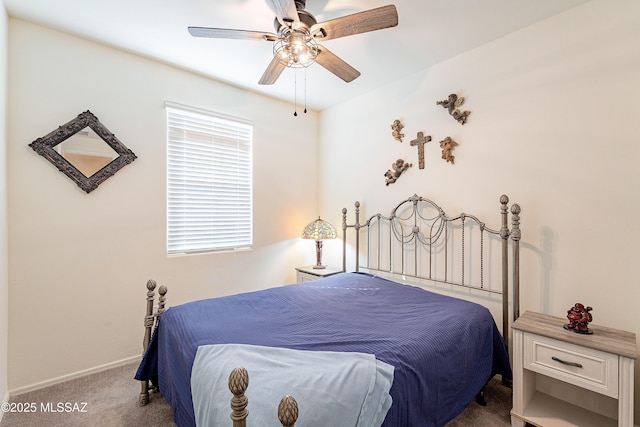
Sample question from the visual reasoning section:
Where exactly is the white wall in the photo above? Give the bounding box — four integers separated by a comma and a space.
319, 0, 640, 421
6, 0, 640, 420
0, 0, 9, 414
7, 19, 320, 391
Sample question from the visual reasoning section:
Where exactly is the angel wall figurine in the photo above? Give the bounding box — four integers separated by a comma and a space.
391, 119, 404, 142
436, 93, 470, 125
439, 136, 458, 164
384, 159, 412, 186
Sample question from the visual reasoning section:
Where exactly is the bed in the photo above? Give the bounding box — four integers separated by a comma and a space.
135, 194, 521, 427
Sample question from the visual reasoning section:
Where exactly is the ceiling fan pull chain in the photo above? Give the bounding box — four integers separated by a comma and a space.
294, 69, 298, 117
304, 68, 307, 114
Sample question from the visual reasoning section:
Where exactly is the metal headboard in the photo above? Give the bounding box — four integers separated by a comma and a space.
341, 194, 521, 349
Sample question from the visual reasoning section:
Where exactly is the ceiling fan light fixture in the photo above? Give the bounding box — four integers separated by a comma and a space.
273, 29, 318, 68
188, 1, 399, 86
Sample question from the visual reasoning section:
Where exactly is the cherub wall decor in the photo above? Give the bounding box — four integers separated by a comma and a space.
436, 93, 470, 125
391, 119, 404, 142
384, 159, 412, 186
439, 136, 458, 164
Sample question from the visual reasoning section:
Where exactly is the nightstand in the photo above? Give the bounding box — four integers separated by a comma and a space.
511, 311, 637, 427
295, 265, 343, 283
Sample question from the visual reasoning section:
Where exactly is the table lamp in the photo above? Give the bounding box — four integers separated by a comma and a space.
301, 217, 337, 269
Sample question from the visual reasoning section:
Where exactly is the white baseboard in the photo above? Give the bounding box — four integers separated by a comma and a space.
9, 355, 140, 396
0, 390, 8, 423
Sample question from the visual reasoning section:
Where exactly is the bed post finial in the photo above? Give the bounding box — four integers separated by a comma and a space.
229, 367, 249, 427
342, 207, 348, 229
511, 203, 521, 322
278, 395, 299, 427
342, 201, 362, 272
139, 279, 157, 406
354, 201, 361, 272
499, 195, 510, 352
143, 279, 157, 350
510, 204, 521, 239
157, 285, 168, 319
342, 207, 348, 272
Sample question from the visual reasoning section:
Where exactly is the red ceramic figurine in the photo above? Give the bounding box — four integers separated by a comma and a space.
564, 303, 593, 334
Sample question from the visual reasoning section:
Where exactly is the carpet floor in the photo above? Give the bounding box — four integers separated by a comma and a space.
0, 362, 512, 426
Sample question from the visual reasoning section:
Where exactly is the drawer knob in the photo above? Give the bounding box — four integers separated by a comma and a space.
552, 356, 583, 368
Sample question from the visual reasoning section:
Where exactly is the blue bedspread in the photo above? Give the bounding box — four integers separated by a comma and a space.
136, 272, 511, 427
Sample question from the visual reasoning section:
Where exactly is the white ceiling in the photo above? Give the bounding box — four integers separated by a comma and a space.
4, 0, 589, 111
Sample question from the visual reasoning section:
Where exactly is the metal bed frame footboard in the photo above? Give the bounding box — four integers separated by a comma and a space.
138, 279, 167, 406
138, 281, 300, 426
341, 194, 521, 349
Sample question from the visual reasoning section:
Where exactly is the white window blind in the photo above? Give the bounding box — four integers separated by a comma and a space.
166, 103, 253, 254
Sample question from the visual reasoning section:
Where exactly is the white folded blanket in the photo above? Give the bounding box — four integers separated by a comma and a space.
191, 344, 394, 427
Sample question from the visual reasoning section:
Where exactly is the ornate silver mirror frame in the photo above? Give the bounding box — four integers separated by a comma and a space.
29, 110, 137, 193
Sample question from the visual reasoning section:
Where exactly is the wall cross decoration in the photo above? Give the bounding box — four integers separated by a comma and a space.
410, 131, 431, 169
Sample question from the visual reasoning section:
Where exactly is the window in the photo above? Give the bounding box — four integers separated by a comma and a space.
166, 102, 253, 254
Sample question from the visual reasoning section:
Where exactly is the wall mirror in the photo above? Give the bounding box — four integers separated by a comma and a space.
29, 110, 137, 193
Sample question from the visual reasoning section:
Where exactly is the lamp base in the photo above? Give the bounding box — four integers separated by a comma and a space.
314, 240, 325, 269
312, 264, 326, 269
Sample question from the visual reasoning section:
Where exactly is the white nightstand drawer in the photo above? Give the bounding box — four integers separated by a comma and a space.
297, 271, 320, 282
524, 333, 618, 398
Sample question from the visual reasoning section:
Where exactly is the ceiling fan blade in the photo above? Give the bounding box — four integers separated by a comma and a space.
188, 27, 277, 41
265, 0, 300, 27
315, 46, 361, 83
312, 5, 398, 41
258, 57, 287, 85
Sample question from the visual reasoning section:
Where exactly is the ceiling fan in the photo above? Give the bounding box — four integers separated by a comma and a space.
188, 0, 398, 85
